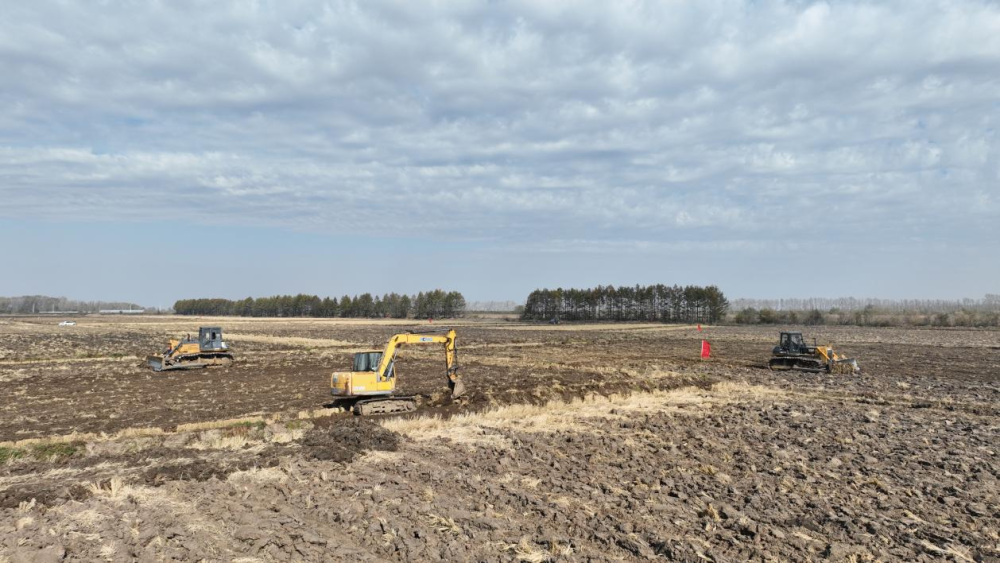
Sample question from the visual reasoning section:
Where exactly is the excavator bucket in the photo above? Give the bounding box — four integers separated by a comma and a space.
450, 379, 467, 400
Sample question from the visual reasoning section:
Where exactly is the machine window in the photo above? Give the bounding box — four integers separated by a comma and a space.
353, 352, 382, 372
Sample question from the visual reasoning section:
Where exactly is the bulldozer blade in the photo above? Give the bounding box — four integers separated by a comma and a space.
147, 356, 207, 372
831, 359, 860, 375
146, 356, 165, 372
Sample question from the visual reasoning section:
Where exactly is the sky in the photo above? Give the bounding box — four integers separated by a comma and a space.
1, 0, 998, 306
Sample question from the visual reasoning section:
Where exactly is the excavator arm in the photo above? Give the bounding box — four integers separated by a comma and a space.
376, 329, 465, 399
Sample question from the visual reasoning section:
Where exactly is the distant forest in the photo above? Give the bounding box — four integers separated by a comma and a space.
521, 285, 729, 323
731, 295, 1000, 327
731, 295, 1000, 313
0, 295, 147, 314
466, 300, 520, 312
173, 290, 466, 319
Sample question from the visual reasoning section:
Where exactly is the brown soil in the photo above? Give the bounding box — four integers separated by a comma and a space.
1, 317, 998, 561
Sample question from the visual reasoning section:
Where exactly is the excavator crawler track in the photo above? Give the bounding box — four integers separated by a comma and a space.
352, 396, 418, 416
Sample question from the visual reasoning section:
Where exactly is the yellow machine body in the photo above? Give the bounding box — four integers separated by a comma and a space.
147, 327, 233, 372
330, 329, 464, 415
168, 339, 202, 357
768, 331, 859, 374
330, 351, 394, 397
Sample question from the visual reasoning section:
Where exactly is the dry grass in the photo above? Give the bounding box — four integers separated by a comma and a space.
502, 323, 696, 332
1, 426, 166, 450
355, 450, 404, 465
510, 538, 550, 562
383, 386, 721, 443
187, 429, 256, 451
710, 381, 787, 398
227, 467, 288, 485
700, 503, 722, 522
222, 333, 355, 348
175, 416, 270, 433
296, 407, 341, 420
15, 516, 35, 531
427, 514, 462, 535
267, 421, 310, 444
87, 476, 136, 500
0, 355, 139, 366
520, 477, 542, 489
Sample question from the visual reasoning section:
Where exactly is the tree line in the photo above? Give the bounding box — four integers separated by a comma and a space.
173, 290, 466, 319
521, 285, 729, 323
732, 305, 1000, 328
466, 300, 520, 312
731, 295, 1000, 313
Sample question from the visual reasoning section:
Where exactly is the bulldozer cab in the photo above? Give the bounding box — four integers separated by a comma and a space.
198, 327, 225, 351
779, 332, 807, 354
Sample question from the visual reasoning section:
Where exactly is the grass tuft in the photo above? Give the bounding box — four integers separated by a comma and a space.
0, 446, 26, 463
510, 538, 550, 562
427, 514, 461, 535
31, 442, 81, 459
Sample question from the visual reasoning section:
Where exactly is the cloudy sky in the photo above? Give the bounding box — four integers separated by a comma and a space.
1, 0, 998, 305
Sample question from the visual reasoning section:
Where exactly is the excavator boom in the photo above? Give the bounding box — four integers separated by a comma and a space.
374, 329, 464, 400
330, 328, 465, 415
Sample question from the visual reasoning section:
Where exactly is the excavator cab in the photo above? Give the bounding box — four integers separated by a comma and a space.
352, 351, 382, 372
353, 351, 394, 382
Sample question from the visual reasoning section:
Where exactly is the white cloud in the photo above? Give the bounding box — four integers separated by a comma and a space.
0, 0, 998, 252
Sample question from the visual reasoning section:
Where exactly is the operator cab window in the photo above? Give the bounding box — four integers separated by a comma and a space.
353, 352, 382, 372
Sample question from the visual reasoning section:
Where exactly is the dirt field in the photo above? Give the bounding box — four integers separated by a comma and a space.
1, 316, 998, 561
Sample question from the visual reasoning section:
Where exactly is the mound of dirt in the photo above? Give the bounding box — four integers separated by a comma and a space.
303, 419, 400, 462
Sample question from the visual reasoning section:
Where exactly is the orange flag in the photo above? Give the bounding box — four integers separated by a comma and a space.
701, 340, 711, 359
697, 324, 702, 332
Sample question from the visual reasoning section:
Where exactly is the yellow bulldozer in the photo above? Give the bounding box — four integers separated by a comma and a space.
331, 328, 465, 415
768, 331, 859, 374
147, 327, 234, 372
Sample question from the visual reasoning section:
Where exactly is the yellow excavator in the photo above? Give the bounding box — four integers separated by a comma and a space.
331, 329, 465, 415
147, 327, 234, 372
768, 331, 859, 374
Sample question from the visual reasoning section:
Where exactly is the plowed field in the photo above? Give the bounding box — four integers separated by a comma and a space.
1, 317, 997, 561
